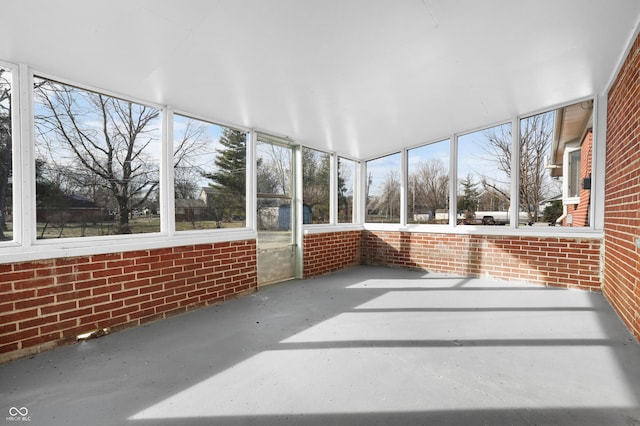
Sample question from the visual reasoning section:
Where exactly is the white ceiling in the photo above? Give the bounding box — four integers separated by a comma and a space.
2, 0, 639, 160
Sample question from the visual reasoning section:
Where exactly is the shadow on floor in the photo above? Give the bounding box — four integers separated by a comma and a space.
1, 266, 639, 426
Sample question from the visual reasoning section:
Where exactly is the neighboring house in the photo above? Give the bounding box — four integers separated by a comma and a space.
548, 100, 593, 227
199, 186, 218, 204
174, 198, 208, 222
176, 186, 230, 222
37, 193, 108, 223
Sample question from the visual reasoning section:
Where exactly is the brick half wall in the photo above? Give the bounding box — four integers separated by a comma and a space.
0, 239, 257, 363
362, 231, 601, 291
303, 230, 362, 278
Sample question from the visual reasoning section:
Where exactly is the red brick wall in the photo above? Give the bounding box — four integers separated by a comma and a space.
604, 33, 640, 340
0, 240, 257, 363
303, 231, 361, 278
564, 130, 593, 227
362, 231, 601, 291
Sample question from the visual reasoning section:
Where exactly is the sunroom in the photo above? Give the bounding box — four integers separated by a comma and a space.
1, 1, 640, 424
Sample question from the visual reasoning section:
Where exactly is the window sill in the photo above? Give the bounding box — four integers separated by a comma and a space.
0, 228, 258, 264
303, 224, 364, 235
364, 222, 603, 239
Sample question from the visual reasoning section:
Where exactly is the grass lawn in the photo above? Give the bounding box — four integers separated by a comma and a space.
36, 216, 245, 239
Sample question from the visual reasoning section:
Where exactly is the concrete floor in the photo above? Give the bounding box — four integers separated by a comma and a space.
1, 265, 640, 426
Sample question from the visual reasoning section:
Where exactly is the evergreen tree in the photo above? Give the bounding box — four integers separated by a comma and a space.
542, 199, 563, 224
208, 128, 246, 194
458, 174, 479, 215
204, 128, 247, 223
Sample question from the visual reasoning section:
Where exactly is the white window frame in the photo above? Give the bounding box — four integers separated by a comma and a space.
364, 152, 403, 227
405, 138, 452, 226
564, 145, 581, 205
170, 109, 252, 235
0, 66, 256, 264
300, 146, 333, 226
0, 61, 21, 248
336, 155, 359, 226
364, 96, 602, 238
32, 73, 166, 241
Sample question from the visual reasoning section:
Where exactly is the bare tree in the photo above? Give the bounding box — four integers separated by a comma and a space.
483, 113, 555, 222
379, 169, 400, 221
257, 142, 291, 196
174, 117, 211, 200
365, 171, 373, 213
337, 158, 354, 222
0, 69, 12, 240
255, 141, 291, 229
34, 79, 161, 234
409, 158, 448, 220
302, 147, 330, 222
518, 113, 556, 221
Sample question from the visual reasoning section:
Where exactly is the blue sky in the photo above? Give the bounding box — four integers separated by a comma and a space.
173, 113, 228, 189
366, 123, 512, 197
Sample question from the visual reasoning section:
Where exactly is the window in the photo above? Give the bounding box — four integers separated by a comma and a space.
407, 139, 450, 224
567, 149, 581, 199
541, 99, 593, 227
173, 114, 247, 230
457, 123, 512, 226
33, 77, 161, 238
302, 147, 330, 224
338, 157, 356, 223
0, 62, 601, 261
256, 138, 292, 230
366, 153, 401, 223
518, 111, 560, 226
0, 67, 12, 242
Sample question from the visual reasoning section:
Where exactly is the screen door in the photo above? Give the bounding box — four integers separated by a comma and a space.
256, 137, 296, 285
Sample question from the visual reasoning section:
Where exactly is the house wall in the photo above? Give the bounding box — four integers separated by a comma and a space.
562, 130, 593, 227
303, 230, 361, 278
575, 130, 593, 227
603, 32, 640, 340
0, 240, 257, 363
361, 231, 601, 291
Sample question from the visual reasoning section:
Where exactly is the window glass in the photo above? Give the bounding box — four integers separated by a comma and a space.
338, 157, 356, 223
366, 153, 401, 223
457, 123, 512, 225
302, 147, 330, 224
567, 149, 581, 198
256, 139, 292, 230
0, 67, 12, 241
533, 99, 592, 227
174, 114, 246, 230
407, 139, 450, 224
33, 77, 161, 238
517, 111, 560, 226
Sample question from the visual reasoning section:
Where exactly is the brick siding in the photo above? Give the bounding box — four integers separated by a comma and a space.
362, 231, 601, 291
0, 240, 257, 363
303, 231, 361, 278
563, 130, 593, 227
604, 32, 640, 339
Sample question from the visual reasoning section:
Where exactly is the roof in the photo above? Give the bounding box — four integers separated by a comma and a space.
550, 100, 594, 177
